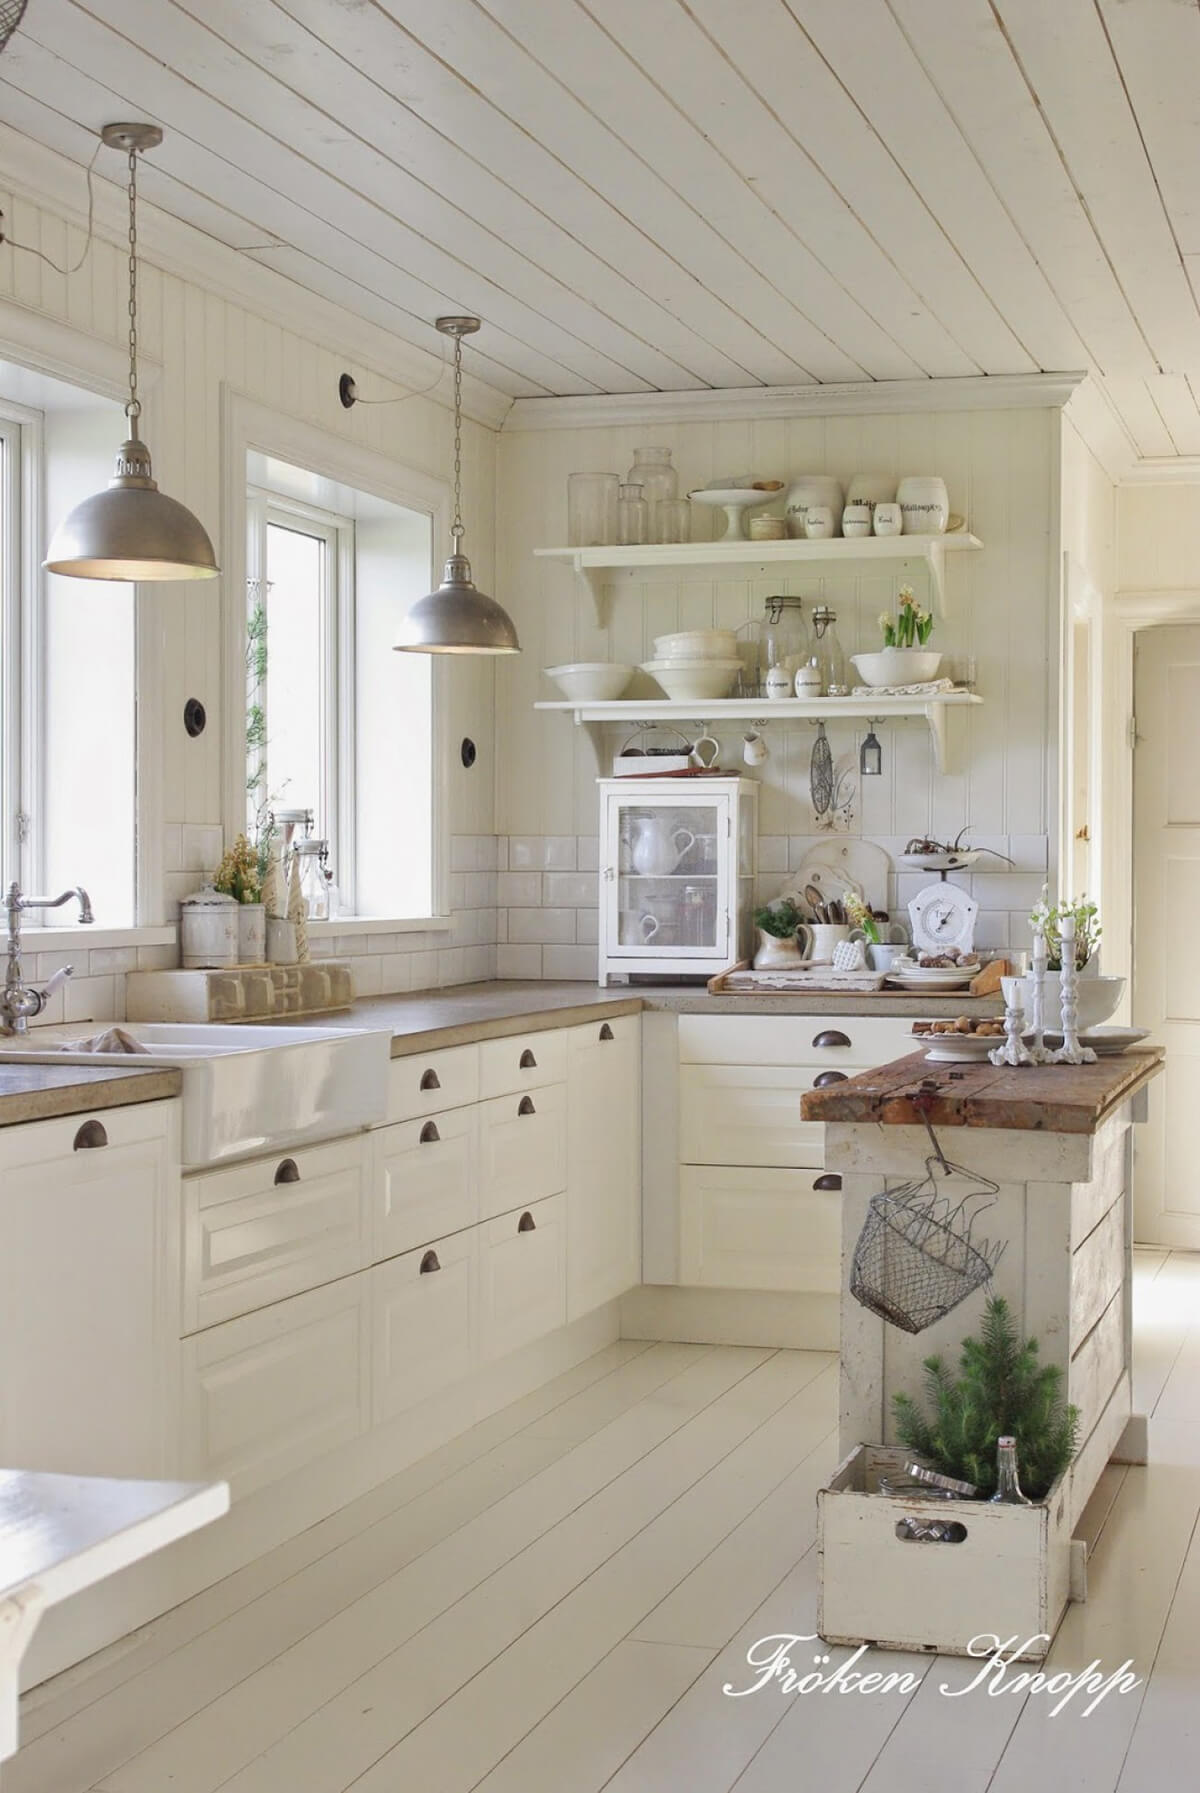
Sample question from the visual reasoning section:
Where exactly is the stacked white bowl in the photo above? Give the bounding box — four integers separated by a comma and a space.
643, 629, 741, 701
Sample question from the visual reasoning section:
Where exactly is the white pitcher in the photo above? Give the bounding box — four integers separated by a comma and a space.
629, 815, 696, 877
797, 922, 851, 964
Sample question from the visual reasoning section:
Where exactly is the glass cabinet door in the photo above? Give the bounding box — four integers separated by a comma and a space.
608, 797, 726, 957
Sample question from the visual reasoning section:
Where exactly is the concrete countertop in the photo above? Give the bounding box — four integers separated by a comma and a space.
0, 1062, 182, 1129
293, 979, 1004, 1056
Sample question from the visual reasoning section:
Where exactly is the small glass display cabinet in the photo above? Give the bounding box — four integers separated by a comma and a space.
598, 776, 758, 984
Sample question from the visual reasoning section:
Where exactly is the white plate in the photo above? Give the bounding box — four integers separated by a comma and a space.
1035, 1026, 1152, 1056
889, 971, 979, 991
916, 1033, 1000, 1063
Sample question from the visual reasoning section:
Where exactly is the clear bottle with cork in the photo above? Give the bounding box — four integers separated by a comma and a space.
810, 605, 849, 696
989, 1435, 1033, 1506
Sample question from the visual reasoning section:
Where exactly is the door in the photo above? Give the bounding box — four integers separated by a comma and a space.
1133, 624, 1200, 1246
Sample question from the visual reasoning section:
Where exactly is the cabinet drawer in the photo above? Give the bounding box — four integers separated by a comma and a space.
182, 1138, 369, 1333
0, 1095, 176, 1170
370, 1231, 477, 1425
479, 1194, 566, 1362
680, 1064, 856, 1167
180, 1278, 368, 1496
371, 1107, 478, 1263
679, 1166, 842, 1293
387, 1044, 479, 1123
678, 1014, 913, 1069
567, 1014, 640, 1053
478, 1083, 567, 1220
479, 1029, 567, 1098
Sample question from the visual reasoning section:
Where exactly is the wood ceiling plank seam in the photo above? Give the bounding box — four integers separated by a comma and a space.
374, 0, 839, 386
1145, 377, 1200, 460
273, 0, 783, 390
23, 2, 609, 398
169, 0, 725, 396
467, 0, 892, 383
1092, 0, 1200, 267
782, 0, 1086, 375
1099, 379, 1178, 461
991, 0, 1200, 375
0, 44, 562, 400
574, 0, 973, 381
886, 0, 1158, 382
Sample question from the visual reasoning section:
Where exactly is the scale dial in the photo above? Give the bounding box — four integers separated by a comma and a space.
908, 882, 979, 957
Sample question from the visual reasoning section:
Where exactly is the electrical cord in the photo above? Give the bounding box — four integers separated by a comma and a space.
0, 136, 102, 273
338, 334, 449, 408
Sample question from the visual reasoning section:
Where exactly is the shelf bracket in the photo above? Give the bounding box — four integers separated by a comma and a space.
565, 553, 608, 626
926, 538, 948, 618
923, 701, 951, 775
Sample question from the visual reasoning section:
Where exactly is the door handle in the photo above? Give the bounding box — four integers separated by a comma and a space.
812, 1070, 849, 1088
519, 1048, 537, 1069
599, 1023, 614, 1041
518, 1095, 536, 1116
517, 1210, 536, 1232
419, 1067, 441, 1091
419, 1249, 441, 1274
812, 1030, 851, 1049
274, 1157, 301, 1184
419, 1121, 440, 1145
813, 1173, 842, 1191
73, 1119, 108, 1150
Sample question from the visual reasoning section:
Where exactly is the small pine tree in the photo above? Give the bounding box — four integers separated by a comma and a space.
891, 1296, 1079, 1499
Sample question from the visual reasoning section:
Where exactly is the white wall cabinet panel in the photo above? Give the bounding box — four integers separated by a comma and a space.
566, 1017, 641, 1318
179, 1276, 368, 1496
370, 1231, 477, 1425
679, 1165, 842, 1294
479, 1028, 567, 1097
371, 1107, 479, 1263
0, 1101, 180, 1478
386, 1045, 480, 1124
182, 1138, 369, 1333
479, 1194, 567, 1362
478, 1083, 567, 1221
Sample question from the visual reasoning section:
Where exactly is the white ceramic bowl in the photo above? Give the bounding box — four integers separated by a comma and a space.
851, 649, 943, 687
1023, 972, 1125, 1031
641, 657, 741, 701
785, 474, 844, 538
653, 629, 739, 661
896, 476, 949, 535
545, 662, 634, 702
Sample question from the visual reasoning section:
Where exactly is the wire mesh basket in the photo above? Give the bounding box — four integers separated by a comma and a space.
850, 1178, 1005, 1334
0, 1, 26, 54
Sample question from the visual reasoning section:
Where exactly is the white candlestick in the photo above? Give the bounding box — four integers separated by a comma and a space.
1029, 928, 1051, 1063
1050, 911, 1096, 1065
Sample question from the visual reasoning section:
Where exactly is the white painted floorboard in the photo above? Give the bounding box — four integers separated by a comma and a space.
12, 1251, 1200, 1793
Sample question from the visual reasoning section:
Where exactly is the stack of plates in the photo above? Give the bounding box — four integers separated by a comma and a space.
888, 960, 981, 992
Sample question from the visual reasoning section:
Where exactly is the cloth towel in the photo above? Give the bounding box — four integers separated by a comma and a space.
850, 678, 961, 697
63, 1026, 151, 1054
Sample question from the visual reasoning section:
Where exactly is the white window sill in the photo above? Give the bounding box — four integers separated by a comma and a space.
16, 924, 177, 952
307, 915, 453, 938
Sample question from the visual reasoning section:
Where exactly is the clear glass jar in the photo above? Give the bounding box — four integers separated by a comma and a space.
653, 497, 691, 544
625, 447, 678, 512
617, 482, 650, 545
567, 472, 619, 547
810, 605, 849, 696
760, 596, 809, 689
293, 838, 331, 920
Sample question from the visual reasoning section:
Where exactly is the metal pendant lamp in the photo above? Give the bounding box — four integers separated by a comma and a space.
44, 124, 219, 583
394, 316, 519, 655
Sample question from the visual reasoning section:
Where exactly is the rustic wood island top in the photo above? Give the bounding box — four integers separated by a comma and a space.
801, 1047, 1164, 1135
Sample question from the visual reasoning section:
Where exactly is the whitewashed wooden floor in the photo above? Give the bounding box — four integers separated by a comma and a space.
11, 1247, 1200, 1793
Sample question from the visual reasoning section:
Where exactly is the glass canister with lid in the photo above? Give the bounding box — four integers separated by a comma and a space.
810, 605, 850, 696
624, 447, 678, 511
292, 838, 332, 921
760, 595, 809, 692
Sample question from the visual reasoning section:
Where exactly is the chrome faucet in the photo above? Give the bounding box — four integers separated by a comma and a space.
2, 882, 94, 1035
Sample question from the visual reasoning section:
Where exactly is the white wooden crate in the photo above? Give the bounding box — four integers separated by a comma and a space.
817, 1445, 1073, 1661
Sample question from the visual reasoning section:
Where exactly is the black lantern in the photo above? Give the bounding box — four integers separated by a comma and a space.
860, 727, 883, 778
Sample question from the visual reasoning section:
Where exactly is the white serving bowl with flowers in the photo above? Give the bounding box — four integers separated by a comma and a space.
1024, 892, 1125, 1030
852, 586, 942, 687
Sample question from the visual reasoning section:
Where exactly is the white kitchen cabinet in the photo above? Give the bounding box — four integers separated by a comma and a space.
179, 1275, 369, 1496
478, 1083, 567, 1221
371, 1106, 478, 1263
0, 1100, 180, 1479
679, 1165, 842, 1293
370, 1230, 477, 1425
479, 1194, 567, 1362
566, 1017, 641, 1318
678, 1013, 914, 1069
182, 1137, 369, 1333
598, 776, 758, 984
479, 1028, 568, 1098
679, 1064, 829, 1169
386, 1043, 479, 1124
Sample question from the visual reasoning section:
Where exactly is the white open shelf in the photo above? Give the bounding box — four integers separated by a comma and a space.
534, 533, 982, 622
533, 692, 983, 775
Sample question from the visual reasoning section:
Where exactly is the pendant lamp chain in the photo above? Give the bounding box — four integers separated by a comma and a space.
125, 142, 142, 435
451, 329, 464, 550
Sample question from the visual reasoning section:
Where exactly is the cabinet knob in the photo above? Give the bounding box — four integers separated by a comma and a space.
519, 1048, 538, 1069
599, 1023, 614, 1042
813, 1173, 842, 1191
419, 1067, 441, 1091
518, 1095, 536, 1117
812, 1030, 851, 1049
419, 1249, 441, 1274
812, 1070, 849, 1088
517, 1210, 536, 1232
73, 1119, 108, 1151
419, 1121, 441, 1145
274, 1157, 301, 1184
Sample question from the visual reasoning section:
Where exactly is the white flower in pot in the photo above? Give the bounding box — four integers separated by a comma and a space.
851, 585, 942, 687
1025, 892, 1123, 1029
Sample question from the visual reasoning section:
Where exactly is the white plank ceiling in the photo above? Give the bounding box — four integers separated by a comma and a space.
4, 0, 1200, 451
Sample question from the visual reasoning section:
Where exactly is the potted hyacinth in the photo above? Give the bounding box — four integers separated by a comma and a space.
851, 586, 942, 688
1025, 890, 1124, 1033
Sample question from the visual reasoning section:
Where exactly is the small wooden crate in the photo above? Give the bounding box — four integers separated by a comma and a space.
817, 1445, 1072, 1660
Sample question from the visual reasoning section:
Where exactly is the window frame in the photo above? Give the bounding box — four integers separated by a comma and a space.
0, 397, 45, 898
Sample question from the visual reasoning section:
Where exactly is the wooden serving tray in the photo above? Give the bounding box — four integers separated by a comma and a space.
707, 960, 885, 995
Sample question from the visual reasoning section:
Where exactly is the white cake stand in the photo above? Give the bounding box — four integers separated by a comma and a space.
688, 487, 779, 542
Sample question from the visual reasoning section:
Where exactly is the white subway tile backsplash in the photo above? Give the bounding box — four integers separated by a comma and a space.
507, 907, 576, 946
541, 945, 597, 981
182, 824, 223, 873
496, 837, 509, 871
508, 836, 539, 871
1008, 835, 1050, 873
972, 872, 1047, 909
497, 944, 542, 979
543, 871, 597, 907
163, 824, 184, 873
378, 953, 413, 993
497, 872, 541, 907
88, 946, 139, 975
352, 958, 384, 998
65, 975, 116, 1023
463, 945, 494, 982
576, 907, 599, 945
577, 836, 599, 872
544, 836, 577, 870
137, 944, 179, 971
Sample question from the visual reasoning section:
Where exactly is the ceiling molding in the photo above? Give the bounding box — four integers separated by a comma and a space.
502, 371, 1087, 432
0, 298, 151, 402
1120, 456, 1200, 486
1063, 377, 1139, 484
0, 126, 515, 432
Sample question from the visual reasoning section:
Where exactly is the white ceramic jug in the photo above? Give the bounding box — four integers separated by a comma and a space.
630, 815, 696, 876
797, 922, 851, 964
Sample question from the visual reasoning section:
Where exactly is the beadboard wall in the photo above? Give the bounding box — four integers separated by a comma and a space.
494, 406, 1062, 973
1, 155, 499, 1020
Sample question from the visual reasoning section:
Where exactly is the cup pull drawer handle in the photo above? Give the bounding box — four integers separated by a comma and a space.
274, 1158, 301, 1184
518, 1095, 536, 1117
812, 1030, 851, 1049
812, 1070, 849, 1088
419, 1249, 441, 1274
73, 1119, 108, 1151
813, 1173, 842, 1191
519, 1048, 537, 1069
419, 1122, 440, 1145
517, 1210, 536, 1232
419, 1068, 441, 1091
599, 1023, 614, 1041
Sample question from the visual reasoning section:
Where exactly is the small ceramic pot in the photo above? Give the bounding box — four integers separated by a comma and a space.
841, 501, 872, 538
754, 929, 804, 970
765, 665, 792, 699
180, 885, 238, 969
785, 474, 844, 538
266, 917, 299, 965
238, 902, 266, 965
873, 502, 903, 536
748, 513, 787, 541
797, 922, 852, 964
794, 663, 823, 698
896, 475, 949, 535
804, 505, 835, 539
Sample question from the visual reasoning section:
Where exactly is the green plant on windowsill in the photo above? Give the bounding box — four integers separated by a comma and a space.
753, 897, 804, 939
891, 1296, 1079, 1500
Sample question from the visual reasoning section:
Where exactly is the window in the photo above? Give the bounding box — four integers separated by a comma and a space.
245, 453, 436, 920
